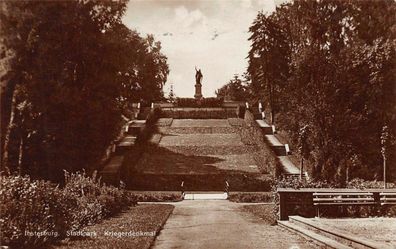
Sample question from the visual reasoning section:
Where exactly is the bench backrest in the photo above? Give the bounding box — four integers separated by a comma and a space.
380, 192, 396, 205
313, 192, 375, 205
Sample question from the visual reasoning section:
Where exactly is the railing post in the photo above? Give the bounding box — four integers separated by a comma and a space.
181, 181, 185, 197
225, 181, 229, 194
285, 144, 290, 155
373, 191, 380, 205
271, 125, 276, 134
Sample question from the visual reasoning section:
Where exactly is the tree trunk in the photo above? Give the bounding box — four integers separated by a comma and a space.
300, 157, 304, 179
268, 79, 275, 124
346, 165, 349, 183
383, 156, 387, 189
18, 135, 24, 175
1, 88, 18, 174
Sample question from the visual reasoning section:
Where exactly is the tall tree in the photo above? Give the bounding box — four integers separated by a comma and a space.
0, 0, 169, 181
247, 0, 396, 183
216, 74, 249, 101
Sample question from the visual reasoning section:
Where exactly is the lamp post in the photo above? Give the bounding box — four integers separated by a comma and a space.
298, 125, 309, 180
381, 126, 389, 189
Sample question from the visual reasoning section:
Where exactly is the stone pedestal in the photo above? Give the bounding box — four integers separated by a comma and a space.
194, 83, 203, 99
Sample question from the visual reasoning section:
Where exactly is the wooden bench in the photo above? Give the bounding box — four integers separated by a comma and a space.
380, 192, 396, 205
313, 192, 375, 217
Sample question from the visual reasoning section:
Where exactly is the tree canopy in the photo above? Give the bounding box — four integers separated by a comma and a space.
0, 0, 169, 181
215, 74, 249, 101
245, 0, 396, 183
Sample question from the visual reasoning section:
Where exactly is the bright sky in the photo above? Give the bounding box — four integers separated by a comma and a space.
122, 0, 279, 97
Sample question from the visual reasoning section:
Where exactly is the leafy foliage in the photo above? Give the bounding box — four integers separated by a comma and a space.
215, 74, 250, 101
0, 1, 169, 181
247, 0, 396, 183
175, 97, 224, 107
0, 171, 135, 248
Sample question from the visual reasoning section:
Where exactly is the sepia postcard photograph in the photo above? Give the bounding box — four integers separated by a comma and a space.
0, 0, 395, 248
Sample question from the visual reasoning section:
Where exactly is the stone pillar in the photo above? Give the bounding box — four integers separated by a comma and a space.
194, 83, 203, 99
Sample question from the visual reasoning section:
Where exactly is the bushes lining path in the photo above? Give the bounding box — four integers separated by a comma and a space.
51, 204, 174, 249
0, 172, 136, 248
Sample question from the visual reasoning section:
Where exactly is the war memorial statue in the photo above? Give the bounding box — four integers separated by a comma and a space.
194, 67, 203, 99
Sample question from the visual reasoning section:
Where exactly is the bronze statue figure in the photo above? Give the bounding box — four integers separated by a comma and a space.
195, 67, 203, 85
194, 67, 203, 99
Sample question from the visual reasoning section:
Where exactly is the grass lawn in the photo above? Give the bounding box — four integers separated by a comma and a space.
242, 203, 277, 225
170, 119, 230, 127
160, 133, 244, 147
51, 204, 174, 249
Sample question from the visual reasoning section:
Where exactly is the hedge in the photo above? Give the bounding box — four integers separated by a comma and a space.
175, 97, 223, 107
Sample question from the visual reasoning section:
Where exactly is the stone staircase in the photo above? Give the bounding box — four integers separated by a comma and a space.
137, 107, 151, 120
100, 103, 149, 185
250, 102, 307, 179
278, 216, 392, 249
128, 120, 146, 136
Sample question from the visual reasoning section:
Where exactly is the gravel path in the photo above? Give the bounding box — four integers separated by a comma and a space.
152, 200, 320, 249
316, 218, 396, 247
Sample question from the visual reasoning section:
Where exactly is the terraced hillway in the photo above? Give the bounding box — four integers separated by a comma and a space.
127, 118, 272, 191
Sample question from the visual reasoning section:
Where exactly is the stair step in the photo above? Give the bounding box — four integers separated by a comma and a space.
278, 156, 300, 174
288, 216, 393, 249
265, 135, 282, 146
271, 145, 287, 156
256, 120, 273, 134
278, 220, 353, 249
183, 192, 228, 200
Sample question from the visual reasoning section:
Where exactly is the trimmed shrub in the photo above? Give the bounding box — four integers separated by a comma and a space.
130, 192, 183, 202
159, 107, 237, 119
228, 192, 273, 203
175, 97, 223, 107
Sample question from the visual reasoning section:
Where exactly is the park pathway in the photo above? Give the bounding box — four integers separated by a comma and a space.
152, 200, 319, 249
